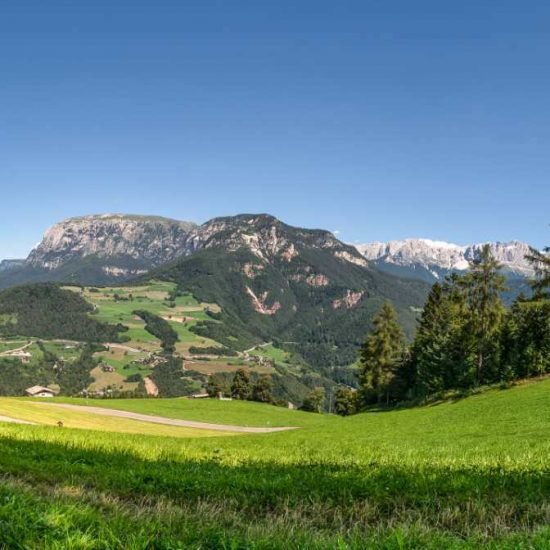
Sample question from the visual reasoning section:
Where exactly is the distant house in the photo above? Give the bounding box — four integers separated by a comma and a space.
6, 350, 32, 364
25, 386, 56, 398
101, 363, 115, 373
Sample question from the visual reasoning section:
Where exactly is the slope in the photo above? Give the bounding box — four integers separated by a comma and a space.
0, 378, 547, 547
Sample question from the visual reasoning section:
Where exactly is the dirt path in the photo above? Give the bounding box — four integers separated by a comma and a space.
0, 415, 35, 425
0, 341, 33, 357
35, 403, 298, 434
143, 377, 159, 397
105, 343, 143, 353
50, 340, 144, 354
242, 342, 272, 355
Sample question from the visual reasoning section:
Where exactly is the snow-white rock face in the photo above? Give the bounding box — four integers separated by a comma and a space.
27, 214, 197, 270
355, 238, 535, 281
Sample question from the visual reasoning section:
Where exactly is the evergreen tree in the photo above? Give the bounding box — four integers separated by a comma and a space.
463, 245, 507, 384
501, 299, 550, 380
252, 374, 273, 403
358, 301, 405, 405
526, 245, 550, 298
231, 368, 252, 400
410, 276, 471, 395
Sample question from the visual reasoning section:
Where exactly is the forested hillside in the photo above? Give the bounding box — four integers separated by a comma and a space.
0, 283, 127, 342
153, 244, 429, 368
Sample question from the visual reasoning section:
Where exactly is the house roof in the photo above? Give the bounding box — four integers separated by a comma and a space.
25, 385, 56, 396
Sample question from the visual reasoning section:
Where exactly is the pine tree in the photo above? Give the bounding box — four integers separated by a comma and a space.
526, 245, 550, 298
464, 245, 507, 384
410, 276, 472, 395
358, 301, 404, 406
230, 368, 252, 400
500, 299, 550, 380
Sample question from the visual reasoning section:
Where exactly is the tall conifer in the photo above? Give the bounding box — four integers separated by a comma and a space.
358, 301, 404, 405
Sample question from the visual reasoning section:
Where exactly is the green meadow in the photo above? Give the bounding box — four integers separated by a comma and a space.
0, 378, 548, 548
67, 281, 220, 353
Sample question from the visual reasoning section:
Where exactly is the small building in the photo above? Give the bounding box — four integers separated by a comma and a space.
189, 392, 210, 399
25, 386, 56, 398
217, 392, 233, 401
101, 363, 115, 373
6, 350, 32, 364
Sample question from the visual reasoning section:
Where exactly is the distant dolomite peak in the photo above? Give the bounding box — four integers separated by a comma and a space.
355, 238, 535, 279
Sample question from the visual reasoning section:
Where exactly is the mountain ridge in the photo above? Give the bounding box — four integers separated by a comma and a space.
355, 238, 535, 283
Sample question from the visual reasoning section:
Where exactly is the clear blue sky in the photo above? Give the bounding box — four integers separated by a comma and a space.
1, 0, 548, 258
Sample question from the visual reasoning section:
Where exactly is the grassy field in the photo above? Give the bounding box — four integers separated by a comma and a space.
67, 281, 221, 354
0, 282, 280, 396
0, 379, 548, 548
63, 281, 259, 390
0, 398, 237, 438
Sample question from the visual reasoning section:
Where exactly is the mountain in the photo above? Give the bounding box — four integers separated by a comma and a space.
0, 259, 25, 272
0, 212, 431, 373
356, 238, 535, 283
0, 214, 197, 287
151, 214, 430, 369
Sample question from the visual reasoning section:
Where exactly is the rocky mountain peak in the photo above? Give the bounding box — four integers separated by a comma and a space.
21, 213, 368, 283
191, 214, 368, 267
355, 238, 535, 281
27, 214, 197, 271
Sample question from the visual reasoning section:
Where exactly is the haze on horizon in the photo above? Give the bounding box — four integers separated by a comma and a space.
1, 1, 548, 258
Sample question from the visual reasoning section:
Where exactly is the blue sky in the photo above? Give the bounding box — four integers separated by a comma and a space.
1, 0, 548, 258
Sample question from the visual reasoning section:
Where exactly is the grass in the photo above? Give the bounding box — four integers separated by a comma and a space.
0, 378, 548, 547
45, 395, 320, 428
0, 398, 237, 438
249, 343, 290, 363
67, 281, 224, 355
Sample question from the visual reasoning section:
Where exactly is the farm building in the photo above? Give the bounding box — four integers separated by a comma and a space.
4, 350, 32, 364
101, 363, 115, 373
25, 386, 56, 398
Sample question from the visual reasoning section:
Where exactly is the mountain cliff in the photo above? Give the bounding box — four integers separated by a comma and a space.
151, 214, 428, 368
0, 212, 430, 370
0, 214, 197, 287
28, 214, 196, 272
356, 238, 535, 283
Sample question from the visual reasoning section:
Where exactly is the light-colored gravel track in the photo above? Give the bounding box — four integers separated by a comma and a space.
34, 403, 297, 433
0, 415, 35, 425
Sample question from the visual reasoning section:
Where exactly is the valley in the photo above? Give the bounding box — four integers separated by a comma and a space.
0, 212, 547, 549
0, 280, 286, 399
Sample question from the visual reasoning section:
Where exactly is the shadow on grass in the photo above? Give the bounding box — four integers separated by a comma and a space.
0, 432, 548, 535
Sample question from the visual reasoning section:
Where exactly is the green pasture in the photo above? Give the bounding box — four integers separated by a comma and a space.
0, 378, 547, 547
67, 281, 220, 351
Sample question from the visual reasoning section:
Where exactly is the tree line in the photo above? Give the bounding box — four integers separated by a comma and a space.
335, 244, 550, 414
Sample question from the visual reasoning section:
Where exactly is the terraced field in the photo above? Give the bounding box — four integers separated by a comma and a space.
0, 378, 548, 548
